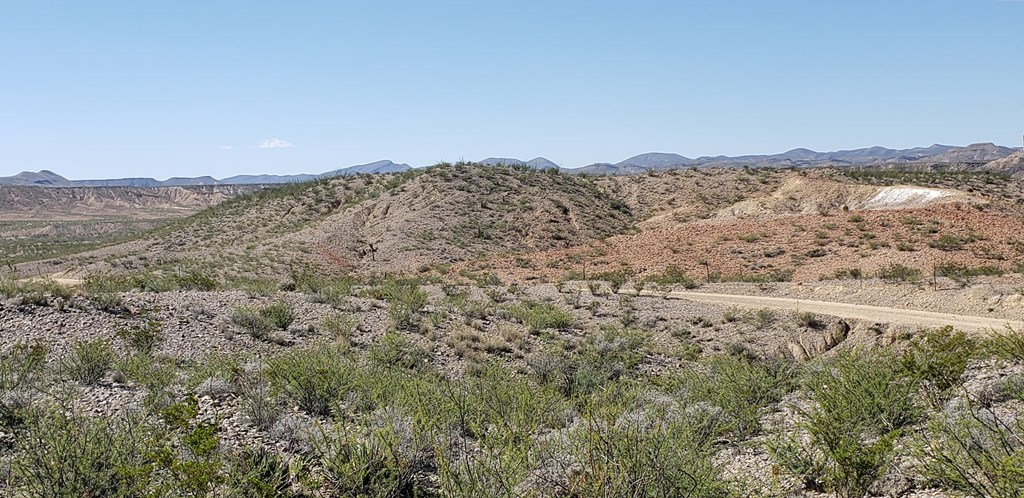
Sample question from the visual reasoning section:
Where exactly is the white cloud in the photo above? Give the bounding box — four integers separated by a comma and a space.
258, 138, 295, 149
219, 145, 234, 150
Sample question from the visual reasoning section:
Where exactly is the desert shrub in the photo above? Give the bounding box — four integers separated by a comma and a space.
0, 342, 48, 427
134, 272, 178, 293
231, 306, 274, 339
830, 267, 863, 280
322, 313, 357, 343
82, 273, 137, 294
0, 277, 73, 306
530, 328, 647, 399
980, 326, 1024, 361
753, 307, 776, 328
593, 270, 630, 293
901, 326, 977, 397
677, 355, 794, 437
118, 354, 179, 412
300, 275, 356, 307
175, 271, 219, 291
877, 263, 922, 283
63, 339, 115, 385
366, 279, 427, 330
117, 319, 164, 356
225, 447, 293, 497
913, 401, 1024, 498
239, 278, 278, 298
368, 331, 431, 372
646, 265, 698, 288
313, 423, 420, 497
260, 302, 295, 330
549, 384, 728, 497
505, 300, 574, 334
156, 398, 224, 496
232, 302, 294, 339
772, 350, 921, 497
12, 410, 156, 497
266, 343, 353, 416
238, 376, 282, 431
936, 262, 1003, 287
90, 292, 128, 314
929, 233, 969, 251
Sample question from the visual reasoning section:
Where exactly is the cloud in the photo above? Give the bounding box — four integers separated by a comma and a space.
218, 145, 234, 150
258, 138, 295, 149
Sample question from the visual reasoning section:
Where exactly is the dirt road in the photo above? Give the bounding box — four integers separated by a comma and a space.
631, 290, 1024, 334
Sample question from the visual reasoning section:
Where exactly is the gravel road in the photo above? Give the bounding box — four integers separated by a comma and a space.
632, 290, 1024, 334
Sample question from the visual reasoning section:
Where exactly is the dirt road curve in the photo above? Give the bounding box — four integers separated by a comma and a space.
632, 290, 1024, 334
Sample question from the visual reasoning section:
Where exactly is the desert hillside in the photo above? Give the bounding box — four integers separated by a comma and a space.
6, 163, 1024, 497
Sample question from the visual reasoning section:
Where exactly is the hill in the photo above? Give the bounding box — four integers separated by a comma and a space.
41, 164, 635, 280
478, 157, 558, 169
0, 185, 256, 221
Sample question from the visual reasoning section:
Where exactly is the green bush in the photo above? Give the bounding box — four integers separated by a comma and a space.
772, 350, 921, 497
877, 263, 922, 283
322, 313, 357, 343
232, 302, 294, 339
118, 354, 179, 412
913, 401, 1024, 498
175, 271, 219, 291
368, 332, 431, 371
63, 339, 115, 385
980, 326, 1024, 361
260, 302, 295, 330
267, 343, 352, 416
505, 300, 574, 334
117, 319, 164, 356
646, 265, 699, 288
225, 447, 293, 497
936, 262, 1003, 286
313, 424, 419, 497
12, 410, 157, 497
929, 233, 969, 251
552, 384, 728, 497
367, 279, 428, 330
901, 326, 976, 397
0, 342, 48, 427
678, 355, 794, 438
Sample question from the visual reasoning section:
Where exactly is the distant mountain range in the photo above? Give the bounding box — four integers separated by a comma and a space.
2, 143, 1020, 186
0, 160, 412, 187
566, 143, 1019, 175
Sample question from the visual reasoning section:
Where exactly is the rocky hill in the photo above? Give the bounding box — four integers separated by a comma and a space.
41, 164, 635, 280
0, 185, 257, 221
984, 148, 1024, 175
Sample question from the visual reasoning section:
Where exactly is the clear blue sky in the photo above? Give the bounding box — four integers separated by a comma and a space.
1, 0, 1022, 179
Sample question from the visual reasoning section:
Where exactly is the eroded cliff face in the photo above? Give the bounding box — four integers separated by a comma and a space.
0, 185, 259, 220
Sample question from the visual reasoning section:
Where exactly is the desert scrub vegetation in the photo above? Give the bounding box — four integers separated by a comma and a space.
770, 349, 923, 497
230, 301, 295, 340
62, 338, 115, 385
504, 300, 575, 334
876, 262, 923, 283
365, 278, 428, 330
5, 275, 1024, 498
643, 264, 699, 289
0, 274, 74, 307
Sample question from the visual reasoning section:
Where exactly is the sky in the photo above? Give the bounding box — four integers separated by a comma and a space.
1, 0, 1022, 180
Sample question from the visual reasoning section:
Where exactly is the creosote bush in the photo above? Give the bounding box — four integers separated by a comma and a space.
231, 301, 295, 339
505, 300, 575, 334
0, 342, 48, 427
771, 349, 922, 497
63, 339, 115, 385
267, 342, 352, 416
